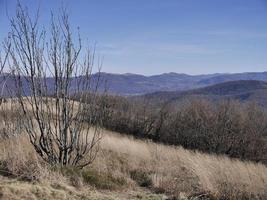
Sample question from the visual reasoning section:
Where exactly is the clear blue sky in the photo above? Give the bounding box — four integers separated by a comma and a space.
1, 0, 267, 75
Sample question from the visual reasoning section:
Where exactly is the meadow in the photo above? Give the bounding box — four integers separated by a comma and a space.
1, 120, 267, 199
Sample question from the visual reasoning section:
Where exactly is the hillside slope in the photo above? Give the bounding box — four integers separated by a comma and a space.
1, 128, 267, 199
142, 80, 267, 107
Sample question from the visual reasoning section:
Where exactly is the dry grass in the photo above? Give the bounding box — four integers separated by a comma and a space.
93, 130, 267, 199
0, 135, 166, 200
0, 102, 267, 199
0, 175, 164, 200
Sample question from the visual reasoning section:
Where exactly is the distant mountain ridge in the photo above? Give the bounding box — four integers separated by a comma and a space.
95, 71, 267, 95
141, 80, 267, 107
1, 71, 267, 96
198, 72, 267, 85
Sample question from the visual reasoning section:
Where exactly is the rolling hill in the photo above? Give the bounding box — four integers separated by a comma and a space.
141, 80, 267, 107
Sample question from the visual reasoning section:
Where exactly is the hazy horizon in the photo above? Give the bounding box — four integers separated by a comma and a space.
1, 0, 267, 75
95, 70, 267, 76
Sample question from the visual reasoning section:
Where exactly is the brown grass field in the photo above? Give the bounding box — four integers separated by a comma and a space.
0, 128, 267, 199
0, 100, 267, 199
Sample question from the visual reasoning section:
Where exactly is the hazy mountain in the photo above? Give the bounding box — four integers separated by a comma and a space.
95, 71, 267, 95
198, 72, 267, 85
141, 80, 267, 107
1, 71, 267, 96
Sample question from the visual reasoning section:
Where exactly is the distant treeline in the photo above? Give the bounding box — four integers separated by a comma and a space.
80, 94, 267, 164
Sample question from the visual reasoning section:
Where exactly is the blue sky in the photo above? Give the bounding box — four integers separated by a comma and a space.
0, 0, 267, 75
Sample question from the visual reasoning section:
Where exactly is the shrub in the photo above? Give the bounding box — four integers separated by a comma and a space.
59, 166, 127, 189
82, 168, 127, 190
59, 167, 83, 188
130, 169, 152, 187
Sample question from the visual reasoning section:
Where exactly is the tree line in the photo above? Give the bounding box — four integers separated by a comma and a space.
95, 95, 267, 164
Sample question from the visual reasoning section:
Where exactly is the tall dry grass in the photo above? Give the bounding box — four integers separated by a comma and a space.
94, 130, 267, 199
0, 115, 267, 199
0, 135, 65, 183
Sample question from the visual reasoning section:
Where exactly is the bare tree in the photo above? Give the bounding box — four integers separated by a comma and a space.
8, 2, 103, 168
0, 37, 16, 139
0, 38, 11, 102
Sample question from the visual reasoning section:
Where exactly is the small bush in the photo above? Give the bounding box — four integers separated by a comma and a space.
53, 166, 127, 190
130, 169, 152, 187
0, 160, 15, 177
81, 168, 126, 190
59, 167, 83, 188
0, 158, 45, 182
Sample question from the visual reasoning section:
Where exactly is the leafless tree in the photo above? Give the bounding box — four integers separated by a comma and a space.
7, 2, 104, 168
0, 36, 21, 140
0, 38, 11, 102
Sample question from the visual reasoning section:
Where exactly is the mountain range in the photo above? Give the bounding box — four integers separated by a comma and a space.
95, 71, 267, 95
1, 71, 267, 97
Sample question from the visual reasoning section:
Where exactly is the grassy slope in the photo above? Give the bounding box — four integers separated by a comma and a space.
0, 176, 164, 200
1, 129, 267, 199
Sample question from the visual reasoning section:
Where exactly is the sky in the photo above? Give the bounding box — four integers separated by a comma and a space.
0, 0, 267, 75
